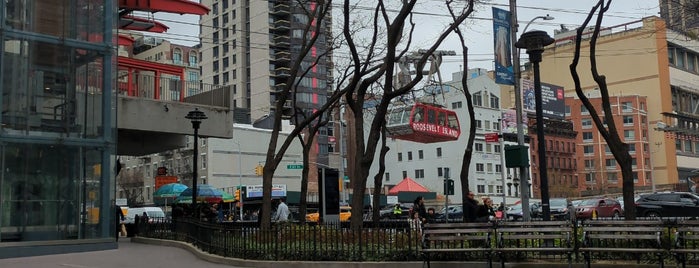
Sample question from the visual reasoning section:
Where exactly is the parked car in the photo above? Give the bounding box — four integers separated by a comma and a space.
635, 192, 699, 218
435, 205, 464, 221
548, 198, 572, 220
305, 206, 352, 222
575, 198, 622, 220
506, 202, 540, 221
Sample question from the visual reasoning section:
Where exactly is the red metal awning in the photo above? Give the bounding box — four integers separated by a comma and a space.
118, 34, 135, 46
119, 0, 210, 15
119, 15, 169, 33
388, 177, 431, 195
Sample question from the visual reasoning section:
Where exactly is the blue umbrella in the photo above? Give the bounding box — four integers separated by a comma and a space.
176, 184, 224, 204
153, 183, 188, 206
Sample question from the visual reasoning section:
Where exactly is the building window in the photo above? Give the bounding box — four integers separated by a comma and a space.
475, 120, 482, 129
584, 145, 594, 155
437, 167, 443, 177
582, 118, 592, 129
623, 115, 634, 125
585, 173, 595, 183
487, 163, 493, 172
585, 159, 594, 169
490, 95, 500, 109
473, 92, 483, 106
402, 171, 407, 179
408, 151, 413, 161
385, 173, 390, 182
624, 130, 635, 140
452, 101, 463, 109
621, 102, 633, 112
189, 52, 198, 67
397, 153, 402, 161
475, 143, 484, 152
476, 163, 485, 172
494, 144, 501, 153
486, 144, 492, 153
583, 132, 593, 142
418, 150, 424, 159
477, 185, 486, 194
605, 159, 616, 169
565, 105, 571, 116
436, 147, 442, 157
415, 169, 425, 179
581, 105, 589, 114
607, 172, 618, 184
495, 164, 502, 173
173, 48, 183, 65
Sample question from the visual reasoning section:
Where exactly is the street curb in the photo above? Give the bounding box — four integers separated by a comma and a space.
131, 237, 679, 268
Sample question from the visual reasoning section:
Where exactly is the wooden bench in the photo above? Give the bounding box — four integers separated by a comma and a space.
421, 222, 495, 268
496, 220, 574, 268
579, 220, 666, 268
672, 220, 699, 268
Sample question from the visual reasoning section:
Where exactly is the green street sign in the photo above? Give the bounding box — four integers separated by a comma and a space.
287, 164, 303, 169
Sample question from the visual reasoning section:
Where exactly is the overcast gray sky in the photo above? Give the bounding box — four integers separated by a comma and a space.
150, 0, 660, 71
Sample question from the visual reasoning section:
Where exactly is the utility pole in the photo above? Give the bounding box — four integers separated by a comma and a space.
509, 0, 531, 221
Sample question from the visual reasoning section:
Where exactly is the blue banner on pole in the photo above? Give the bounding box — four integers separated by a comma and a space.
493, 7, 514, 85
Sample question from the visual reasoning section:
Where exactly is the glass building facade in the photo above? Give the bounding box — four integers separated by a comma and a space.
0, 0, 117, 258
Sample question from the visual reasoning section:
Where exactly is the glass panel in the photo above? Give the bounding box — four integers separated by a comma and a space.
3, 37, 106, 138
1, 144, 108, 241
5, 1, 105, 42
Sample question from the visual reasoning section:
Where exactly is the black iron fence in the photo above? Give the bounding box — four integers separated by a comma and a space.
138, 218, 699, 265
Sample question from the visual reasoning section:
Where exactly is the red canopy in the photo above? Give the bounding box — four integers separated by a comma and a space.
388, 177, 430, 195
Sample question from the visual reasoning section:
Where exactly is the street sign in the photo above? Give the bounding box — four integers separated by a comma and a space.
485, 133, 500, 143
287, 164, 303, 169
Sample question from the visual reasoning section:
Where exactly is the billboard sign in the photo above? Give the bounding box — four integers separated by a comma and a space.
246, 184, 287, 198
521, 79, 565, 119
501, 109, 528, 135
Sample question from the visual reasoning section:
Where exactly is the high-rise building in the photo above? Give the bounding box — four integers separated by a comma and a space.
660, 0, 699, 33
199, 0, 334, 191
199, 0, 333, 123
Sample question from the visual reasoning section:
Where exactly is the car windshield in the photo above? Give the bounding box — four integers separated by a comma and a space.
580, 199, 599, 206
550, 199, 568, 207
147, 211, 165, 218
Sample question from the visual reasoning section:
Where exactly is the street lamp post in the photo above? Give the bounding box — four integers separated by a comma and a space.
509, 0, 554, 221
186, 108, 207, 213
516, 30, 554, 221
234, 140, 243, 221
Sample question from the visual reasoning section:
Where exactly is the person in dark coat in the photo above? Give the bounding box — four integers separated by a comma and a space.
464, 191, 479, 222
115, 204, 125, 241
476, 197, 496, 222
413, 196, 428, 224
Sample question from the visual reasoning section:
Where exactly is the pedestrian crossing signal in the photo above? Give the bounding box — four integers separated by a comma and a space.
235, 189, 240, 201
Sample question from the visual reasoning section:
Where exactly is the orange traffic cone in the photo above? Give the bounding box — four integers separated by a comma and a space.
591, 209, 598, 220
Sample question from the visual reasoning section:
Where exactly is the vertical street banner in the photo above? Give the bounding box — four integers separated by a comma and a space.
493, 7, 514, 85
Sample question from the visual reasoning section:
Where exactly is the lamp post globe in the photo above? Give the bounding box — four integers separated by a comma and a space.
515, 30, 554, 221
185, 108, 207, 214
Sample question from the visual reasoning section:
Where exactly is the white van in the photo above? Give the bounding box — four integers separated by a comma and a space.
124, 207, 165, 224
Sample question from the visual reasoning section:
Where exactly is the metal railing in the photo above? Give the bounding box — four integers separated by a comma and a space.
138, 218, 699, 265
117, 73, 231, 109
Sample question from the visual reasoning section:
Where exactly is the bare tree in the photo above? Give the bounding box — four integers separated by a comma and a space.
295, 106, 332, 222
570, 0, 636, 219
117, 169, 145, 207
344, 0, 476, 229
448, 4, 477, 222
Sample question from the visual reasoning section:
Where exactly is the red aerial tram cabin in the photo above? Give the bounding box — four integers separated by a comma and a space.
386, 102, 460, 143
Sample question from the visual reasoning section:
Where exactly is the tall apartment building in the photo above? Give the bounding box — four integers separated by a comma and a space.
540, 17, 699, 187
565, 95, 653, 196
660, 0, 699, 33
200, 0, 334, 190
199, 0, 332, 121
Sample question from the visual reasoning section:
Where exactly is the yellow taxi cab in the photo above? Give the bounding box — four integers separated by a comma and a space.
305, 206, 351, 222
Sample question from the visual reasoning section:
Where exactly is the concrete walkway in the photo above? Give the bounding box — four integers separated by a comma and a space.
0, 237, 688, 268
0, 239, 242, 268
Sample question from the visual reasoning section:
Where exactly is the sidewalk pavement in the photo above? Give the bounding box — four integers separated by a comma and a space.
0, 237, 679, 268
0, 239, 242, 268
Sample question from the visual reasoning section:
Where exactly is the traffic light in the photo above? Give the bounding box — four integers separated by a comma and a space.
254, 165, 263, 176
235, 189, 240, 201
444, 179, 454, 195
